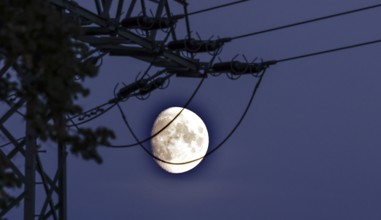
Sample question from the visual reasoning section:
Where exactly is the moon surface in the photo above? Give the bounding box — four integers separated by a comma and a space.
151, 107, 209, 174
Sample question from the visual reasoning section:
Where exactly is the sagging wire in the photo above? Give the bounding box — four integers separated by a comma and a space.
106, 75, 206, 148
113, 65, 268, 165
67, 66, 170, 128
200, 68, 267, 164
105, 45, 223, 149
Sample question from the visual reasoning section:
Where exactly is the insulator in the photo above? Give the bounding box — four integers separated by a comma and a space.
121, 16, 142, 27
167, 39, 188, 50
139, 77, 166, 95
121, 16, 176, 30
166, 68, 203, 78
167, 38, 231, 53
117, 79, 147, 99
212, 60, 277, 74
231, 62, 249, 74
212, 61, 239, 73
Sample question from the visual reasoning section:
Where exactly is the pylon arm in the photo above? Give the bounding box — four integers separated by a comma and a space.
50, 0, 200, 71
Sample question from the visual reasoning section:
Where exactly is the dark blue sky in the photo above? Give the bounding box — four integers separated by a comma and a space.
4, 0, 381, 219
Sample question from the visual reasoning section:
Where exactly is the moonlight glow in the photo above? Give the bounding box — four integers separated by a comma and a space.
151, 107, 209, 174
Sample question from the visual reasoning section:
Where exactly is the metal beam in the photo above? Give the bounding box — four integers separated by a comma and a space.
94, 0, 102, 15
125, 0, 137, 18
58, 142, 67, 220
149, 0, 167, 41
7, 140, 25, 159
115, 0, 124, 22
0, 98, 26, 125
36, 154, 59, 220
24, 106, 37, 220
0, 192, 25, 217
0, 124, 26, 156
101, 0, 113, 18
164, 1, 178, 41
78, 36, 133, 45
0, 149, 25, 182
50, 0, 200, 71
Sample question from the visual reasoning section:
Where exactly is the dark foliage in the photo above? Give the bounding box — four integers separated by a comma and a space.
0, 0, 115, 209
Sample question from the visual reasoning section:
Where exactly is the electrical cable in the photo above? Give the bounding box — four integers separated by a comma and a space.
14, 1, 378, 158
66, 101, 117, 127
114, 68, 267, 164
66, 30, 172, 127
276, 38, 381, 63
106, 75, 206, 148
106, 47, 221, 149
187, 0, 250, 16
231, 3, 381, 40
200, 69, 266, 164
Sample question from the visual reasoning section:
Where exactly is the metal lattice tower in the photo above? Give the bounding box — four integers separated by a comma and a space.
0, 98, 68, 219
0, 1, 271, 219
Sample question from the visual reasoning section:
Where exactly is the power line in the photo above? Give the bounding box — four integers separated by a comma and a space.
45, 1, 381, 156
187, 0, 250, 16
129, 70, 265, 164
66, 101, 117, 127
106, 76, 206, 148
231, 3, 381, 40
199, 69, 267, 165
106, 48, 222, 149
277, 38, 381, 63
94, 38, 381, 150
114, 69, 267, 165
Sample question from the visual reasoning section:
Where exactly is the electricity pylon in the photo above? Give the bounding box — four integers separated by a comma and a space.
0, 1, 272, 219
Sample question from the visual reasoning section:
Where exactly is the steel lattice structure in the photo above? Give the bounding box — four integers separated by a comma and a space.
0, 1, 271, 219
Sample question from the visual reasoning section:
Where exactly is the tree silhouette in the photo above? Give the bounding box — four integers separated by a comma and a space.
0, 0, 115, 208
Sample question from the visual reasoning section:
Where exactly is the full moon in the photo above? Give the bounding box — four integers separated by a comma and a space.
151, 107, 209, 174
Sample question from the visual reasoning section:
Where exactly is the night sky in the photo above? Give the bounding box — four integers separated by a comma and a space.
3, 0, 381, 219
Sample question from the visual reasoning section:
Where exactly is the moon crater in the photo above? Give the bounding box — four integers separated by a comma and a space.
151, 107, 209, 173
